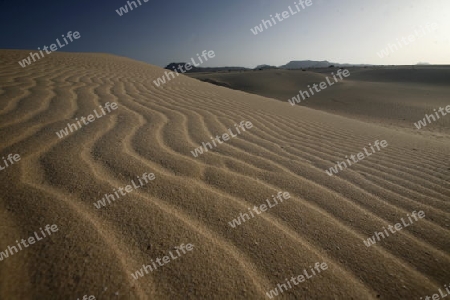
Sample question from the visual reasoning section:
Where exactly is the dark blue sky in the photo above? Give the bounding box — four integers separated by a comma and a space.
1, 0, 448, 67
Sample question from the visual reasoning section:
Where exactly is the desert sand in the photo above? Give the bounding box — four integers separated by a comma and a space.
189, 67, 450, 138
0, 50, 449, 299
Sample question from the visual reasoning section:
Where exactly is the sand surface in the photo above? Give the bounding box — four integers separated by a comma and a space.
189, 67, 450, 138
0, 50, 449, 299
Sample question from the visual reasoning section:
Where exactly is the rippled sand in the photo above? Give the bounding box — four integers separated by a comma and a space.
0, 50, 449, 299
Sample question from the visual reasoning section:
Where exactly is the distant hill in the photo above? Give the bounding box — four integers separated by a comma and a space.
279, 60, 332, 69
279, 60, 373, 69
165, 62, 249, 73
165, 62, 201, 73
255, 64, 278, 70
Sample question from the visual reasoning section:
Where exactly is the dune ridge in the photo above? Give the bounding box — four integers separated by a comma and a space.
0, 50, 449, 299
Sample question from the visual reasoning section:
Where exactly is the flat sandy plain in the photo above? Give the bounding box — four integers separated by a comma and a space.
189, 66, 450, 138
0, 50, 449, 299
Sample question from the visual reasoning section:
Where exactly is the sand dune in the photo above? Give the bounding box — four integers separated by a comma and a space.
0, 50, 449, 299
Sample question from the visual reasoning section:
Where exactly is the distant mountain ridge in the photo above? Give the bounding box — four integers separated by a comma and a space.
279, 60, 332, 69
165, 63, 249, 73
255, 64, 278, 70
164, 60, 373, 73
279, 60, 373, 69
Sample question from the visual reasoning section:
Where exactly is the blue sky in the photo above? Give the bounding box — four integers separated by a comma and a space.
0, 0, 448, 67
